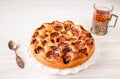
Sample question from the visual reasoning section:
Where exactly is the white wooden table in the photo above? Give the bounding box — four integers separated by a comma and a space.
0, 0, 120, 79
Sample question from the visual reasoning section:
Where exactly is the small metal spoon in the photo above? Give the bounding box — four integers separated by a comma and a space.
8, 40, 24, 69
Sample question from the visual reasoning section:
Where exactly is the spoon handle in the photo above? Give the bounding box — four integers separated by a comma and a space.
16, 55, 24, 69
14, 50, 24, 69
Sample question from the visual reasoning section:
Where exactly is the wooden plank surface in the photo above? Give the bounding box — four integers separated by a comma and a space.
0, 0, 120, 79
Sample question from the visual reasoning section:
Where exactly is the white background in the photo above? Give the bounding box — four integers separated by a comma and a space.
0, 0, 120, 79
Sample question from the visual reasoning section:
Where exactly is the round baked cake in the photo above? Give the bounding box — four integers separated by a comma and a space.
30, 20, 95, 69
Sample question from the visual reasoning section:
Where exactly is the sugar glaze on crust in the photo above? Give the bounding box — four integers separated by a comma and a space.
30, 20, 95, 69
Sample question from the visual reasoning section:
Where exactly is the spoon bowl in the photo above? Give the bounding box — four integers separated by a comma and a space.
8, 40, 17, 50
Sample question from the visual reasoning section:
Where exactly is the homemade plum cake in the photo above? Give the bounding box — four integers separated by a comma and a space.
30, 20, 95, 69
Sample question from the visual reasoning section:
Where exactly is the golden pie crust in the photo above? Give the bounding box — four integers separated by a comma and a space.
30, 20, 95, 69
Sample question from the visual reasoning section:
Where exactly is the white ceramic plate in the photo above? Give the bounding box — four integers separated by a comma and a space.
27, 40, 100, 75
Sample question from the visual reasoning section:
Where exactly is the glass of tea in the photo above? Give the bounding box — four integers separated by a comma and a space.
91, 3, 118, 36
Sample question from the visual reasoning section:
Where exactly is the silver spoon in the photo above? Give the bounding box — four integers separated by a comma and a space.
8, 40, 24, 69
